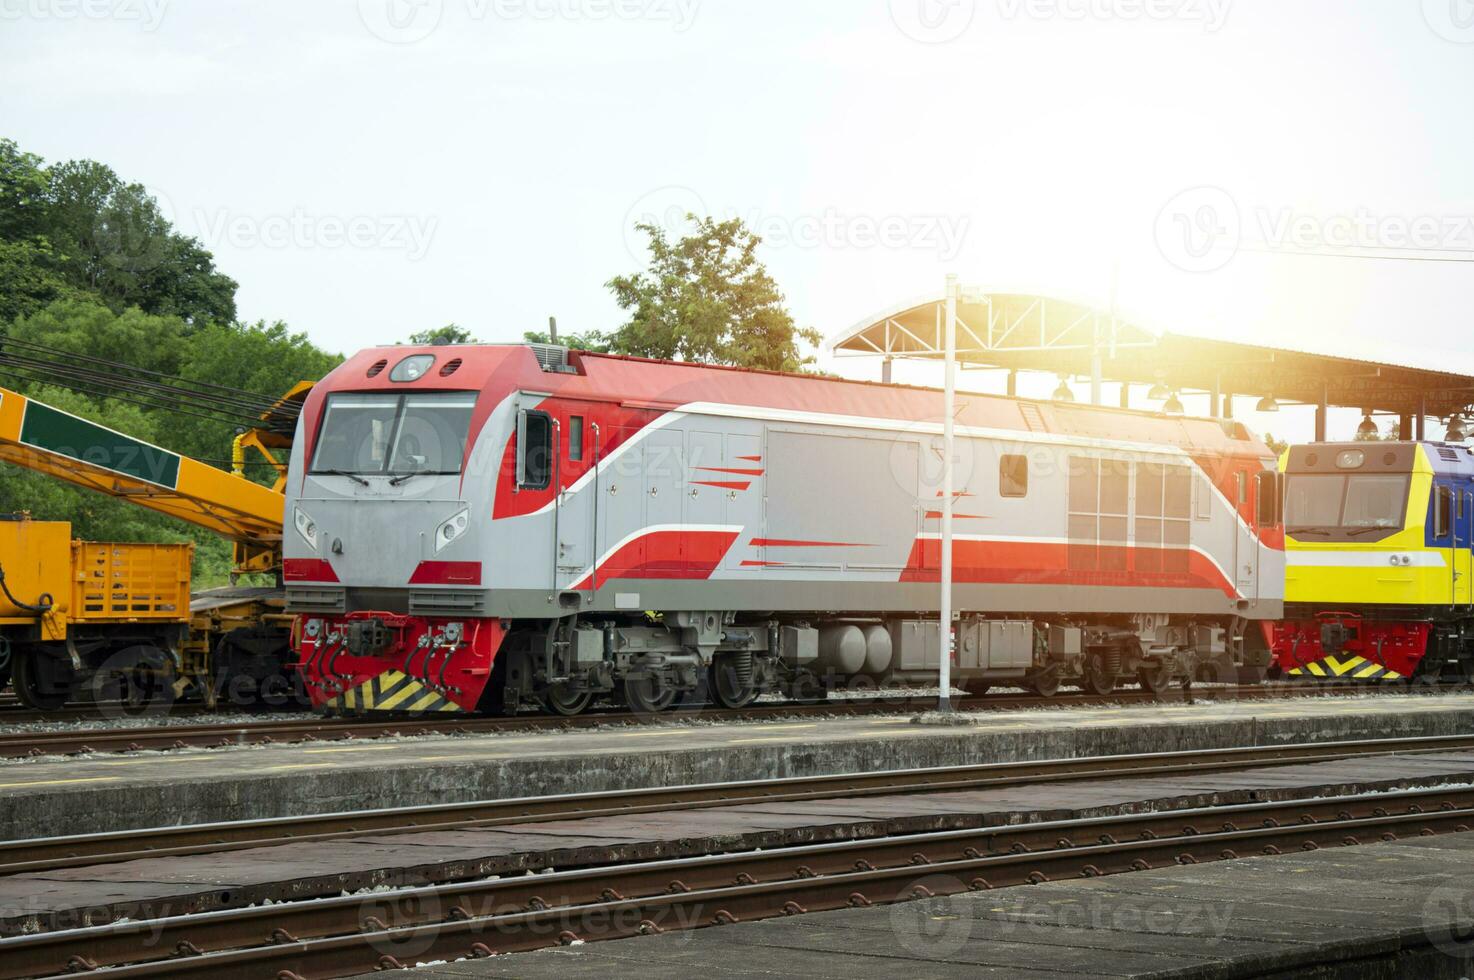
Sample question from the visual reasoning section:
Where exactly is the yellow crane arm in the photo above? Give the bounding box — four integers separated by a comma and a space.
0, 386, 286, 548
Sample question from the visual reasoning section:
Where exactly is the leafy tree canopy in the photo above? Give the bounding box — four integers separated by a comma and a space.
408, 323, 477, 345
605, 215, 821, 373
0, 137, 237, 327
0, 138, 341, 585
521, 327, 613, 352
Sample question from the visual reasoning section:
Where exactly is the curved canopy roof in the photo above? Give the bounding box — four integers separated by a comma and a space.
829, 291, 1474, 421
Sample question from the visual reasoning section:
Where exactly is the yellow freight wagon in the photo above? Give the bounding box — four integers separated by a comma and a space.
0, 515, 192, 709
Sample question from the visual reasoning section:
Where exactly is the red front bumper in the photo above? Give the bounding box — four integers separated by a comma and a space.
1266, 615, 1429, 678
295, 612, 506, 713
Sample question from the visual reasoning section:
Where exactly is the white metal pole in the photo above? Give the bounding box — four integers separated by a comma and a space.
939, 275, 958, 712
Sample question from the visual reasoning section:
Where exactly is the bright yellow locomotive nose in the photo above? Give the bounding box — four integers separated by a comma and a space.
1271, 442, 1474, 683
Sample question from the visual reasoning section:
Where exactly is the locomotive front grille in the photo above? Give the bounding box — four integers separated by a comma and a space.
285, 586, 347, 614
409, 589, 487, 616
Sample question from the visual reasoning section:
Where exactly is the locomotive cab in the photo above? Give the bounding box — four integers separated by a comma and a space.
1270, 441, 1474, 682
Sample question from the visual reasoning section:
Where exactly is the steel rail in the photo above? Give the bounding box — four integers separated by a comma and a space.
10, 784, 1474, 978
6, 733, 1474, 876
0, 682, 1413, 758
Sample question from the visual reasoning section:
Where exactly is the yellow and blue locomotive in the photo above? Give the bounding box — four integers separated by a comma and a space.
1269, 441, 1474, 682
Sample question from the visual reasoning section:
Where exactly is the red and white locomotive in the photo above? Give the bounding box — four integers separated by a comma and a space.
284, 343, 1285, 714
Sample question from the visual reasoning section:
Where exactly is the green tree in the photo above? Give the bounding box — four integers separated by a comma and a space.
0, 140, 74, 322
5, 296, 187, 376
175, 319, 343, 480
0, 138, 49, 240
408, 323, 476, 345
606, 215, 821, 372
44, 159, 238, 325
0, 302, 341, 586
521, 327, 613, 352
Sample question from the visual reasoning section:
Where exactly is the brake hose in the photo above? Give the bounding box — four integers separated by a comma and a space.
0, 562, 53, 614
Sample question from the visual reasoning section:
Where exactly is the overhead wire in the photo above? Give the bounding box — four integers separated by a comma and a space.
0, 336, 302, 430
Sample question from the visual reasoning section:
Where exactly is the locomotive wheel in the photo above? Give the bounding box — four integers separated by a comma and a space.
12, 651, 73, 711
1025, 670, 1060, 698
1137, 663, 1172, 694
1079, 653, 1117, 696
542, 683, 594, 717
711, 659, 759, 710
620, 674, 677, 713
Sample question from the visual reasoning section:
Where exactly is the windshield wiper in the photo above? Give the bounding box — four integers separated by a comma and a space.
388, 471, 425, 487
1287, 526, 1332, 536
1347, 526, 1395, 536
324, 469, 370, 487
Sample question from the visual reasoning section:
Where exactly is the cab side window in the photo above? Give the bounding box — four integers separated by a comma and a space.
1435, 486, 1454, 539
517, 410, 553, 490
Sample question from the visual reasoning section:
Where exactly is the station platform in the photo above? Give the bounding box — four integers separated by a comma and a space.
388, 832, 1474, 979
5, 693, 1474, 840
8, 736, 1474, 934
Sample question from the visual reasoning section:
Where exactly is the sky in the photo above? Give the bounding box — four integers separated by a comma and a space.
3, 0, 1473, 442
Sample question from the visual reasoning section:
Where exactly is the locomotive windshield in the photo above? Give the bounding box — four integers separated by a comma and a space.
1284, 473, 1410, 534
310, 392, 477, 477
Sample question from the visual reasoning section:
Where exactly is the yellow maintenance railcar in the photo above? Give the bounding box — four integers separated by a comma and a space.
0, 517, 193, 708
0, 383, 309, 710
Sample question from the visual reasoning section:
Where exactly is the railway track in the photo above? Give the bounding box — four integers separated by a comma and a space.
0, 701, 220, 726
7, 732, 1474, 875
5, 778, 1472, 977
0, 682, 1413, 759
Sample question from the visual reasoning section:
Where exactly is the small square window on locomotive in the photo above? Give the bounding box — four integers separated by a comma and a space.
1000, 454, 1028, 498
569, 416, 584, 462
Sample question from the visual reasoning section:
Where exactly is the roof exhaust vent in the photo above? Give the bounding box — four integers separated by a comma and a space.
528, 343, 576, 374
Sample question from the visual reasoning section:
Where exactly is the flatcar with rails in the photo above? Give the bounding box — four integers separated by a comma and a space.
284, 343, 1286, 715
1269, 441, 1474, 683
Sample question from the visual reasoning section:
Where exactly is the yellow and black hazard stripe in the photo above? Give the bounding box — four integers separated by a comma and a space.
325, 670, 462, 714
1287, 654, 1403, 681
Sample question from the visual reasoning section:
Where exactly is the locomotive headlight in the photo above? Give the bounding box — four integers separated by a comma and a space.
294, 507, 318, 548
434, 508, 471, 554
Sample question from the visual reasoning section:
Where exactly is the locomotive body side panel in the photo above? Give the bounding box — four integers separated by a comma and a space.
284, 345, 1283, 713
